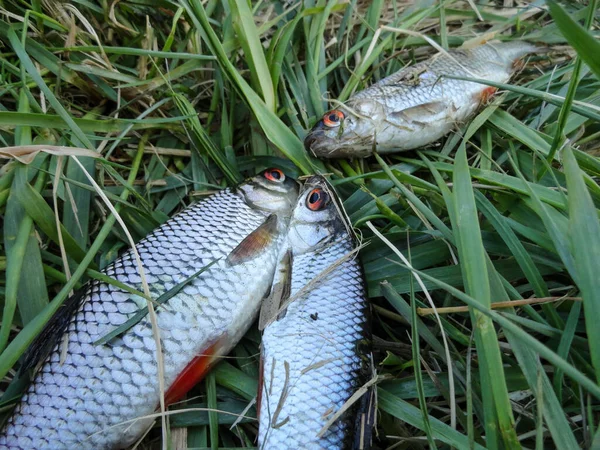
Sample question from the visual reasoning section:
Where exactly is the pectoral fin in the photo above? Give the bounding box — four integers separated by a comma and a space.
390, 101, 447, 124
226, 214, 278, 266
258, 249, 292, 331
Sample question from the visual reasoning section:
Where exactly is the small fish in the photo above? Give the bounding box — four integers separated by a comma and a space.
258, 176, 373, 450
0, 168, 298, 450
305, 40, 538, 158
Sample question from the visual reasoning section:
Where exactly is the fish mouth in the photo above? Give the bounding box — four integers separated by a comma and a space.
304, 128, 372, 159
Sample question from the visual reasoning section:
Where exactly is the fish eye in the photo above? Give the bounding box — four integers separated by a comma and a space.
322, 110, 344, 128
264, 168, 285, 183
306, 188, 328, 211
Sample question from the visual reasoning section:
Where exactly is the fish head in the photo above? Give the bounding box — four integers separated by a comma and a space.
288, 175, 351, 254
239, 168, 299, 218
304, 100, 385, 158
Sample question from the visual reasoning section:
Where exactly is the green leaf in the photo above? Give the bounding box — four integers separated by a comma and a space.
547, 1, 600, 80
562, 146, 600, 382
452, 144, 519, 448
229, 0, 275, 112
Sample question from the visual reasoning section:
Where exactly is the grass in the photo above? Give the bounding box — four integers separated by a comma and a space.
0, 0, 599, 449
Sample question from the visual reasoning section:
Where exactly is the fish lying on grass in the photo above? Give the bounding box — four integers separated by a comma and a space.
305, 40, 538, 158
258, 176, 374, 450
0, 169, 298, 450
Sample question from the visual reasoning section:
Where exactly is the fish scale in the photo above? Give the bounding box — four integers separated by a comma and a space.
0, 174, 298, 450
258, 177, 371, 450
305, 41, 538, 157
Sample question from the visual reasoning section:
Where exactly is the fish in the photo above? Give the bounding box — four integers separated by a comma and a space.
305, 40, 538, 158
257, 176, 374, 450
0, 168, 299, 450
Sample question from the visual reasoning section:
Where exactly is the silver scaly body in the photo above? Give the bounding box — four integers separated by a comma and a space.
305, 41, 537, 157
0, 171, 298, 449
258, 176, 372, 450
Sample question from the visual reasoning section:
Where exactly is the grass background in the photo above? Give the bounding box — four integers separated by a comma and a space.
0, 0, 599, 448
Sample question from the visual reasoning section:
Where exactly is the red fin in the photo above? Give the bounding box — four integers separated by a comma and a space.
164, 340, 221, 406
479, 86, 498, 104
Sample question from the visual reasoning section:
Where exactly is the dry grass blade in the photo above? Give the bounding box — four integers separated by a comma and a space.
70, 156, 168, 449
418, 297, 582, 316
0, 145, 99, 164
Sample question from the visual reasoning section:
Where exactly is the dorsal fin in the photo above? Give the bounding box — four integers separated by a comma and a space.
258, 249, 292, 331
19, 288, 88, 377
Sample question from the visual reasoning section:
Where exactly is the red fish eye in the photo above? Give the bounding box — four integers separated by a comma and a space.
322, 110, 344, 128
264, 168, 285, 182
306, 188, 328, 211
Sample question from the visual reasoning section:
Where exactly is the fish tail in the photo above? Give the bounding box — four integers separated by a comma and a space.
494, 40, 542, 61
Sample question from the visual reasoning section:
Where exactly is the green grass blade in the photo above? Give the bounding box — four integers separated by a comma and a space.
452, 144, 519, 448
229, 0, 275, 112
5, 27, 93, 150
179, 0, 317, 175
378, 389, 486, 450
547, 1, 600, 80
562, 146, 600, 382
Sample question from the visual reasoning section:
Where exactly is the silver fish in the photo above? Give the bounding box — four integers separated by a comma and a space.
258, 176, 373, 450
0, 169, 298, 450
305, 40, 537, 157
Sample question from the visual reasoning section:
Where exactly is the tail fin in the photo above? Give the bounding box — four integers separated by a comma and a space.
493, 40, 546, 62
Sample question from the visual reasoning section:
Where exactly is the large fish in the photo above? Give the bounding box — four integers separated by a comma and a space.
305, 40, 537, 158
0, 168, 299, 449
258, 176, 373, 450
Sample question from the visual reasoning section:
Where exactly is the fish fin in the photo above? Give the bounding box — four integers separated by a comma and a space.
478, 86, 498, 104
258, 249, 292, 331
226, 214, 278, 266
164, 336, 225, 406
390, 101, 447, 124
19, 288, 88, 377
351, 384, 377, 450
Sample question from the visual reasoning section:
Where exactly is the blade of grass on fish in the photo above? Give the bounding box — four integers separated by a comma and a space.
93, 258, 220, 345
178, 0, 317, 175
0, 144, 144, 382
229, 0, 275, 112
452, 144, 519, 449
562, 146, 600, 383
